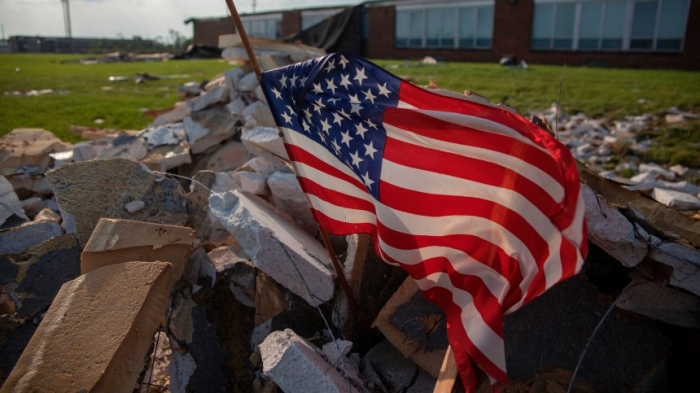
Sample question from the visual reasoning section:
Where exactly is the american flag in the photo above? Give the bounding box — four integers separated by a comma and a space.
260, 53, 587, 391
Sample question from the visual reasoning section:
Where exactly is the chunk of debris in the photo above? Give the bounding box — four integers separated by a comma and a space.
33, 208, 61, 224
241, 126, 289, 160
1, 261, 176, 392
142, 140, 192, 171
140, 123, 186, 148
362, 340, 436, 392
124, 200, 145, 213
0, 128, 71, 176
209, 189, 335, 306
242, 102, 277, 129
80, 218, 195, 277
1, 234, 81, 318
0, 221, 63, 255
46, 158, 189, 246
189, 84, 231, 112
617, 278, 700, 328
651, 188, 700, 210
0, 176, 28, 226
581, 186, 648, 267
260, 329, 357, 393
152, 103, 193, 127
267, 170, 316, 235
184, 106, 240, 154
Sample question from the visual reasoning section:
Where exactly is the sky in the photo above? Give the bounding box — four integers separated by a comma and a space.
0, 0, 363, 40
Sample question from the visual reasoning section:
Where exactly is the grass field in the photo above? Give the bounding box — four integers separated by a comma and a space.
1, 53, 699, 146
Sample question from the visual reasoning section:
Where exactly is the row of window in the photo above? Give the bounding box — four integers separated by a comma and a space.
533, 0, 689, 51
395, 5, 494, 49
241, 9, 345, 39
393, 0, 689, 52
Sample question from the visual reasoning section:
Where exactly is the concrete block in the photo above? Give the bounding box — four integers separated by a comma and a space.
241, 126, 288, 160
267, 170, 316, 234
1, 261, 176, 393
0, 176, 27, 226
184, 107, 240, 154
0, 221, 62, 254
209, 190, 335, 306
81, 218, 195, 278
260, 329, 357, 393
651, 188, 700, 210
582, 186, 647, 267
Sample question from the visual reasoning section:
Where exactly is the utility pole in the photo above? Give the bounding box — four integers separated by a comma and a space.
252, 0, 257, 13
61, 0, 74, 53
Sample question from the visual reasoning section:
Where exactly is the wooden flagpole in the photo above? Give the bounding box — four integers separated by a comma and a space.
223, 0, 370, 345
433, 346, 462, 393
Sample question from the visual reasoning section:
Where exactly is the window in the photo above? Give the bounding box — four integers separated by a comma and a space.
531, 0, 689, 52
302, 9, 344, 30
395, 2, 494, 49
241, 14, 281, 39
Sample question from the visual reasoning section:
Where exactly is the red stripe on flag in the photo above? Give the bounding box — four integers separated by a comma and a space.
383, 107, 564, 186
383, 136, 561, 218
284, 143, 367, 192
299, 177, 375, 213
379, 180, 551, 268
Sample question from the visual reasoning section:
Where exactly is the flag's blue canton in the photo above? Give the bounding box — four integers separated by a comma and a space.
260, 53, 402, 199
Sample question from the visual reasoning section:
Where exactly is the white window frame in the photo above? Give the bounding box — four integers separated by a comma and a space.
395, 1, 495, 50
241, 13, 282, 39
532, 0, 690, 52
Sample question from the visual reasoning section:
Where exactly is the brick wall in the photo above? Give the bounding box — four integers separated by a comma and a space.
366, 0, 700, 70
191, 18, 235, 47
281, 11, 301, 37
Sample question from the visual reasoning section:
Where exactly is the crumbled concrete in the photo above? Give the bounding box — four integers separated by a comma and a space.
1, 261, 176, 393
617, 279, 700, 328
241, 127, 288, 160
1, 234, 80, 318
322, 340, 353, 367
267, 170, 316, 234
242, 102, 276, 129
47, 158, 188, 245
124, 200, 145, 213
152, 103, 193, 127
209, 190, 335, 305
33, 208, 60, 223
582, 186, 648, 267
0, 176, 27, 226
205, 140, 248, 173
189, 85, 231, 112
235, 171, 269, 195
0, 221, 62, 255
651, 188, 700, 210
140, 123, 186, 148
0, 128, 71, 175
184, 107, 240, 154
260, 329, 357, 393
142, 140, 192, 171
95, 134, 148, 161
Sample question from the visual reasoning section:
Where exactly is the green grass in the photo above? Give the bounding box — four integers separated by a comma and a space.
0, 54, 233, 142
637, 121, 700, 168
373, 60, 700, 119
2, 54, 700, 153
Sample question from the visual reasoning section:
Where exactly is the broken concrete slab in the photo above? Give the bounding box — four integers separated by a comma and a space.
639, 163, 676, 180
189, 84, 231, 112
205, 140, 248, 173
322, 340, 353, 367
362, 340, 437, 393
81, 218, 195, 278
7, 174, 53, 196
209, 245, 255, 307
184, 106, 240, 154
1, 261, 176, 393
651, 188, 700, 210
241, 126, 288, 160
209, 189, 335, 306
169, 289, 197, 344
254, 271, 291, 327
240, 153, 290, 176
242, 102, 277, 129
124, 200, 145, 213
152, 103, 193, 127
260, 329, 357, 393
617, 278, 700, 329
235, 171, 269, 195
238, 72, 259, 93
582, 186, 648, 267
0, 176, 27, 226
169, 344, 197, 393
0, 221, 63, 255
140, 123, 186, 148
47, 158, 189, 246
142, 140, 192, 171
95, 134, 148, 161
649, 241, 700, 296
267, 170, 316, 234
184, 248, 217, 288
0, 234, 80, 318
0, 128, 71, 176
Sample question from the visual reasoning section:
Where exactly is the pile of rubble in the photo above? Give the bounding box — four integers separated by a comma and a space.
1, 39, 700, 392
534, 105, 700, 212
